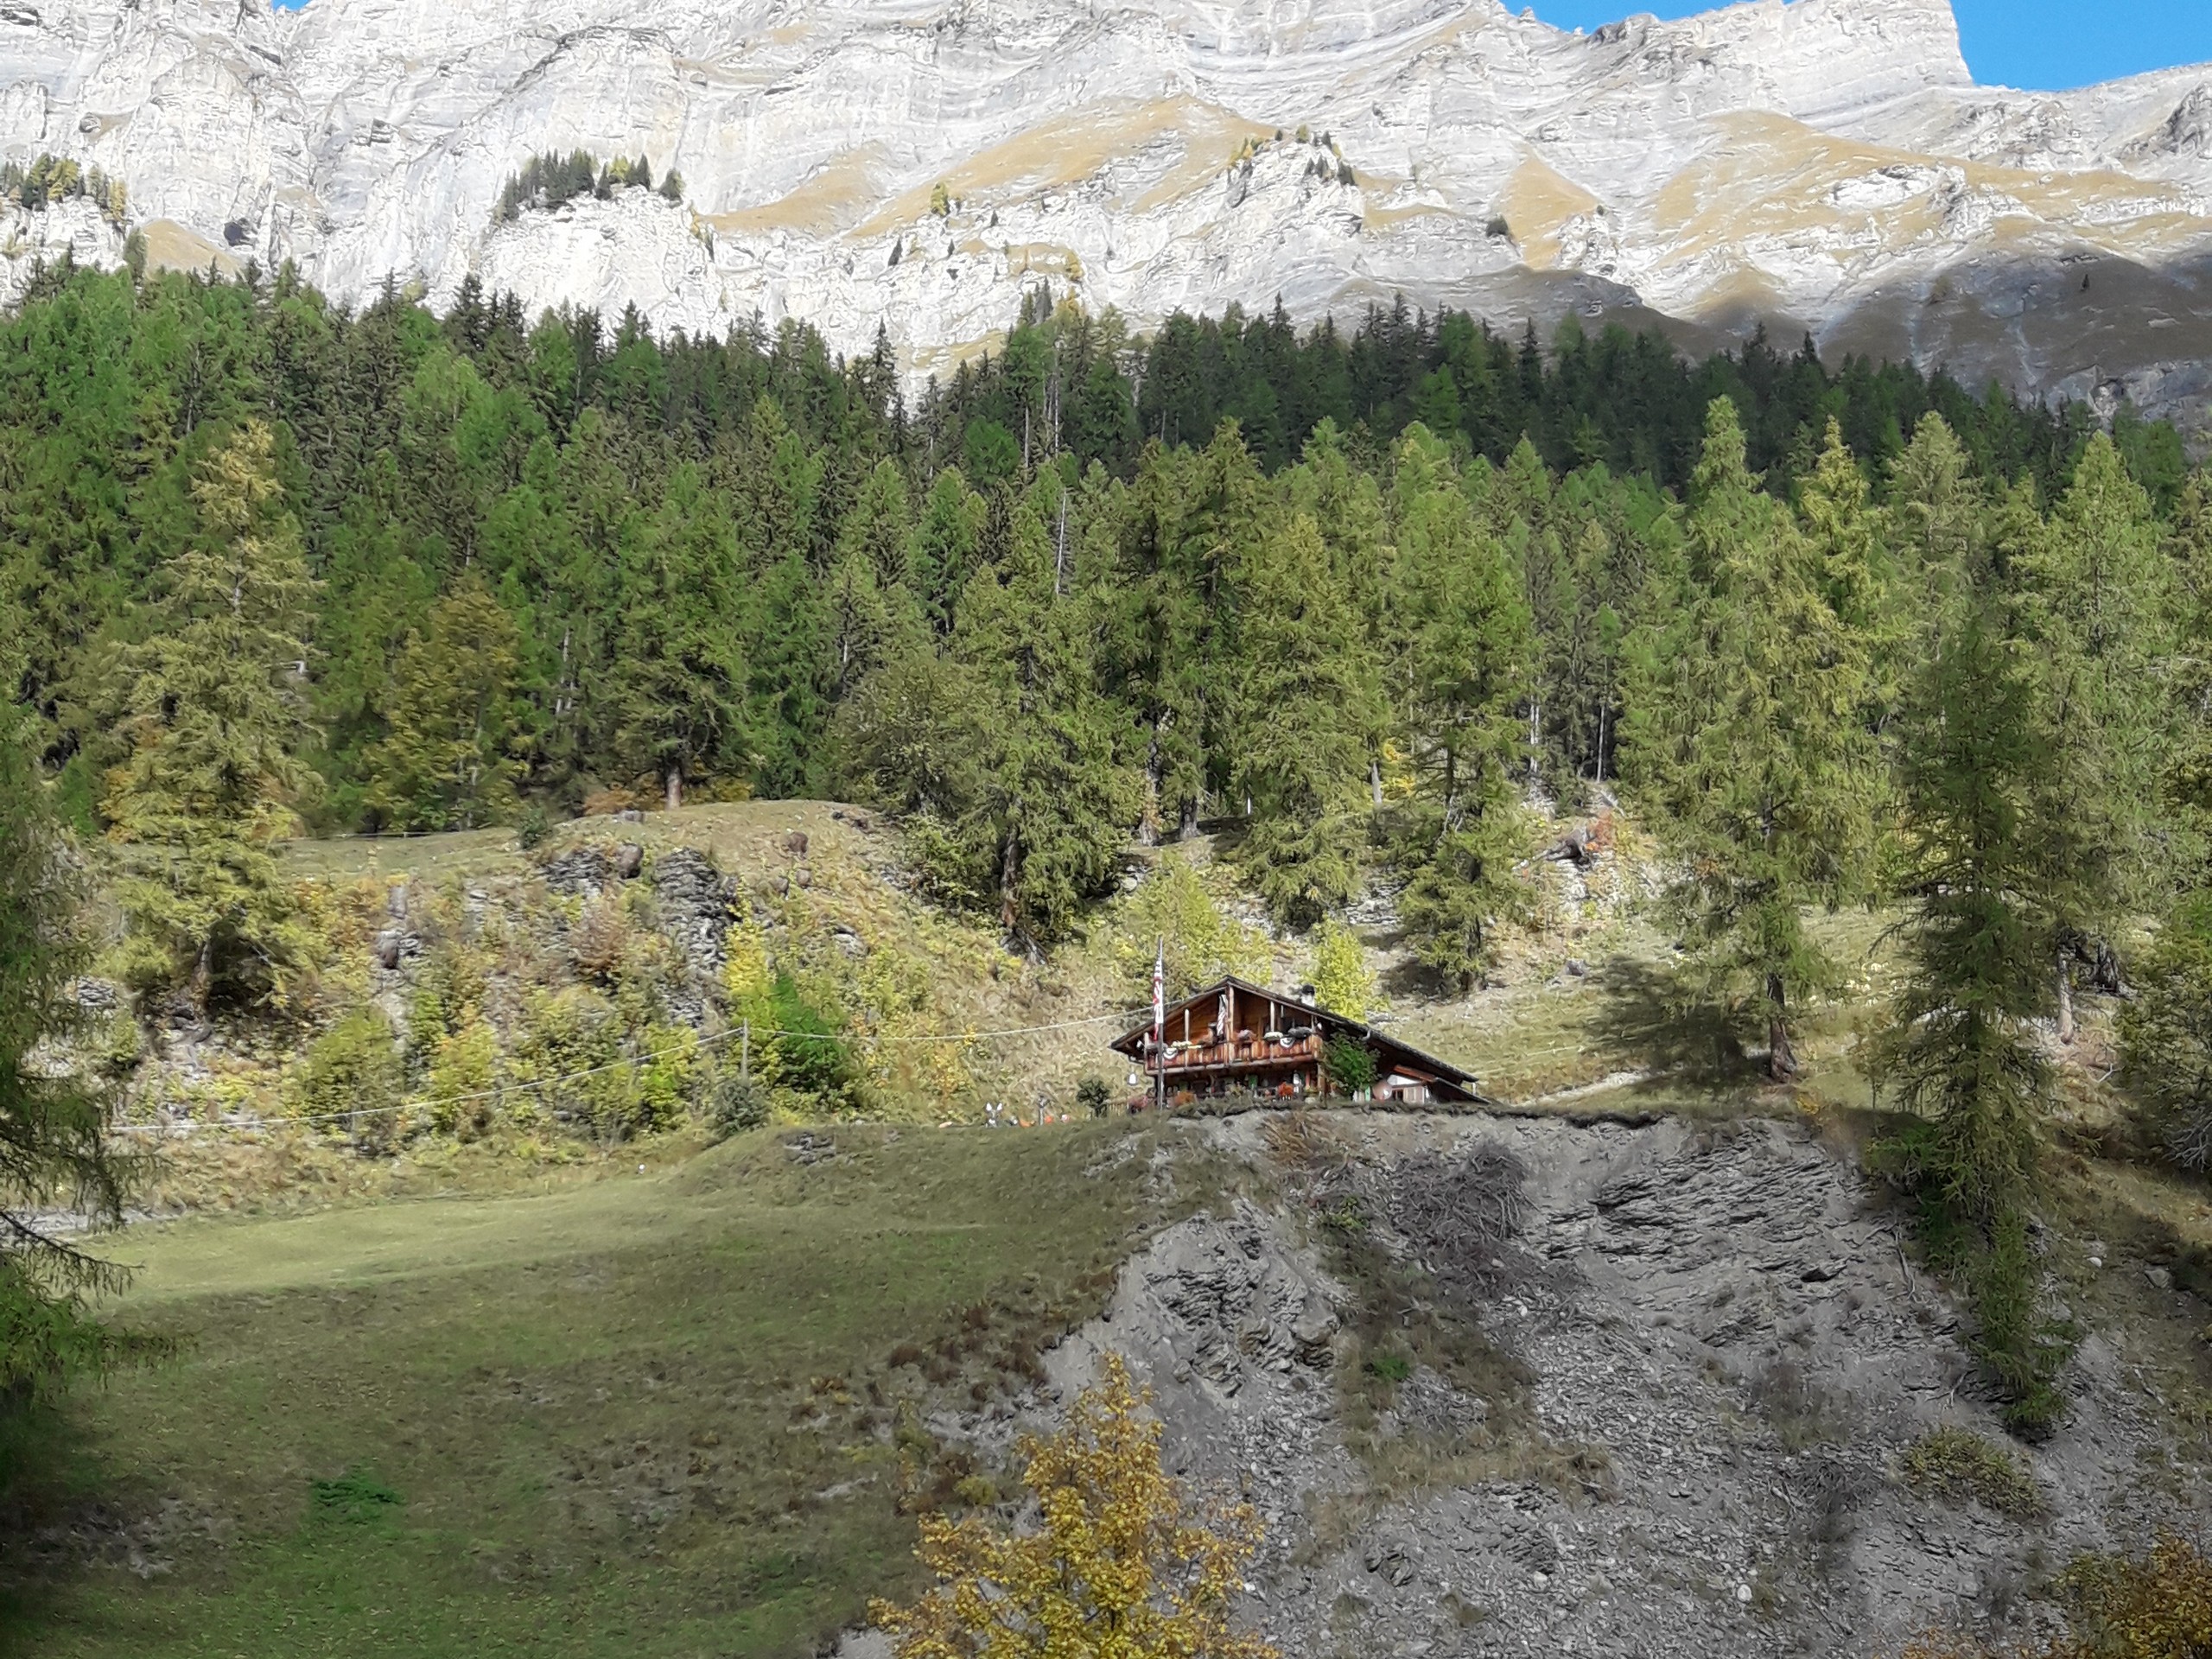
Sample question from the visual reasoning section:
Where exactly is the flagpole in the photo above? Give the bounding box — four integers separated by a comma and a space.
1153, 937, 1166, 1116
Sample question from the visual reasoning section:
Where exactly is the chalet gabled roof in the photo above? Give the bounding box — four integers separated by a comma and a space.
1108, 975, 1484, 1097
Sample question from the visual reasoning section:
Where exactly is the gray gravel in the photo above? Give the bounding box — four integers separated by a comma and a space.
1029, 1112, 2210, 1657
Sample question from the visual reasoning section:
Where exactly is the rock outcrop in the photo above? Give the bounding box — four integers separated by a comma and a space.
1035, 1111, 2209, 1656
2, 0, 2211, 425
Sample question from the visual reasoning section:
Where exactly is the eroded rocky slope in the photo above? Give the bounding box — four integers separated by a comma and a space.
1, 0, 2211, 423
1012, 1111, 2209, 1656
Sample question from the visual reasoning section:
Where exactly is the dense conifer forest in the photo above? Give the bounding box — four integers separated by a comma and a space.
3, 245, 2212, 1470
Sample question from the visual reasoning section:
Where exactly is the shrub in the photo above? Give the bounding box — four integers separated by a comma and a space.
296, 1006, 404, 1149
709, 1066, 769, 1137
766, 972, 851, 1103
632, 1023, 701, 1131
512, 986, 623, 1128
569, 898, 630, 984
1325, 1036, 1376, 1098
1899, 1426, 2042, 1516
517, 804, 551, 849
94, 1007, 143, 1078
310, 1467, 402, 1525
1904, 1534, 2212, 1659
425, 1016, 498, 1136
2054, 1534, 2212, 1656
1365, 1351, 1411, 1385
1076, 1076, 1111, 1119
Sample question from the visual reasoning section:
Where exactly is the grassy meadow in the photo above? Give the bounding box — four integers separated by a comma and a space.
2, 1122, 1198, 1658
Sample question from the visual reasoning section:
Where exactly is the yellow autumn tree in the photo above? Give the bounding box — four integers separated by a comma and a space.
870, 1354, 1275, 1659
1307, 918, 1375, 1020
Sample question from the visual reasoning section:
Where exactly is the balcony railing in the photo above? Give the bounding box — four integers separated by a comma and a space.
1150, 1033, 1322, 1072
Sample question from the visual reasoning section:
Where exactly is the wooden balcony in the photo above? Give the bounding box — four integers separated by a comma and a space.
1151, 1032, 1322, 1074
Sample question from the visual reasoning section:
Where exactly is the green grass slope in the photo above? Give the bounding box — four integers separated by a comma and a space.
4, 1122, 1200, 1658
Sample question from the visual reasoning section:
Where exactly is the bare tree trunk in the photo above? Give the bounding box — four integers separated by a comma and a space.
2056, 946, 2075, 1046
2091, 938, 2124, 996
1765, 972, 1799, 1082
665, 764, 683, 813
191, 939, 214, 1017
1000, 814, 1022, 938
1138, 720, 1164, 847
1053, 493, 1068, 598
1370, 755, 1384, 809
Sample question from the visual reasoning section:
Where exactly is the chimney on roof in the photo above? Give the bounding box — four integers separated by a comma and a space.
1296, 983, 1317, 1003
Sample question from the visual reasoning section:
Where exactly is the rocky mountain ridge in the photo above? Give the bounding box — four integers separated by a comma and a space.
2, 0, 2211, 421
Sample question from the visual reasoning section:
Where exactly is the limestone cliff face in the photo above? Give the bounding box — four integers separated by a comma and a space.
1, 0, 2209, 422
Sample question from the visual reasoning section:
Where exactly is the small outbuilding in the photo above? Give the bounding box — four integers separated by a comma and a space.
1108, 976, 1484, 1106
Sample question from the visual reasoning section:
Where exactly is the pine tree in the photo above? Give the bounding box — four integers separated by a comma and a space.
103, 421, 320, 1008
1384, 425, 1533, 988
1631, 399, 1882, 1079
364, 575, 525, 830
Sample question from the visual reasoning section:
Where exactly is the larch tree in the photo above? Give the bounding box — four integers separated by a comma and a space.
363, 574, 525, 830
1307, 917, 1376, 1019
1281, 419, 1396, 803
1100, 444, 1212, 846
1385, 423, 1533, 990
1631, 398, 1882, 1080
907, 466, 987, 635
2160, 473, 2212, 842
102, 419, 321, 1010
1875, 582, 2076, 1435
2014, 434, 2172, 1039
1227, 509, 1382, 926
870, 1354, 1274, 1659
952, 491, 1137, 950
608, 463, 753, 810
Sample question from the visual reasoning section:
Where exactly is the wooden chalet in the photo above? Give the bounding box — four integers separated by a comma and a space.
1109, 976, 1484, 1106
